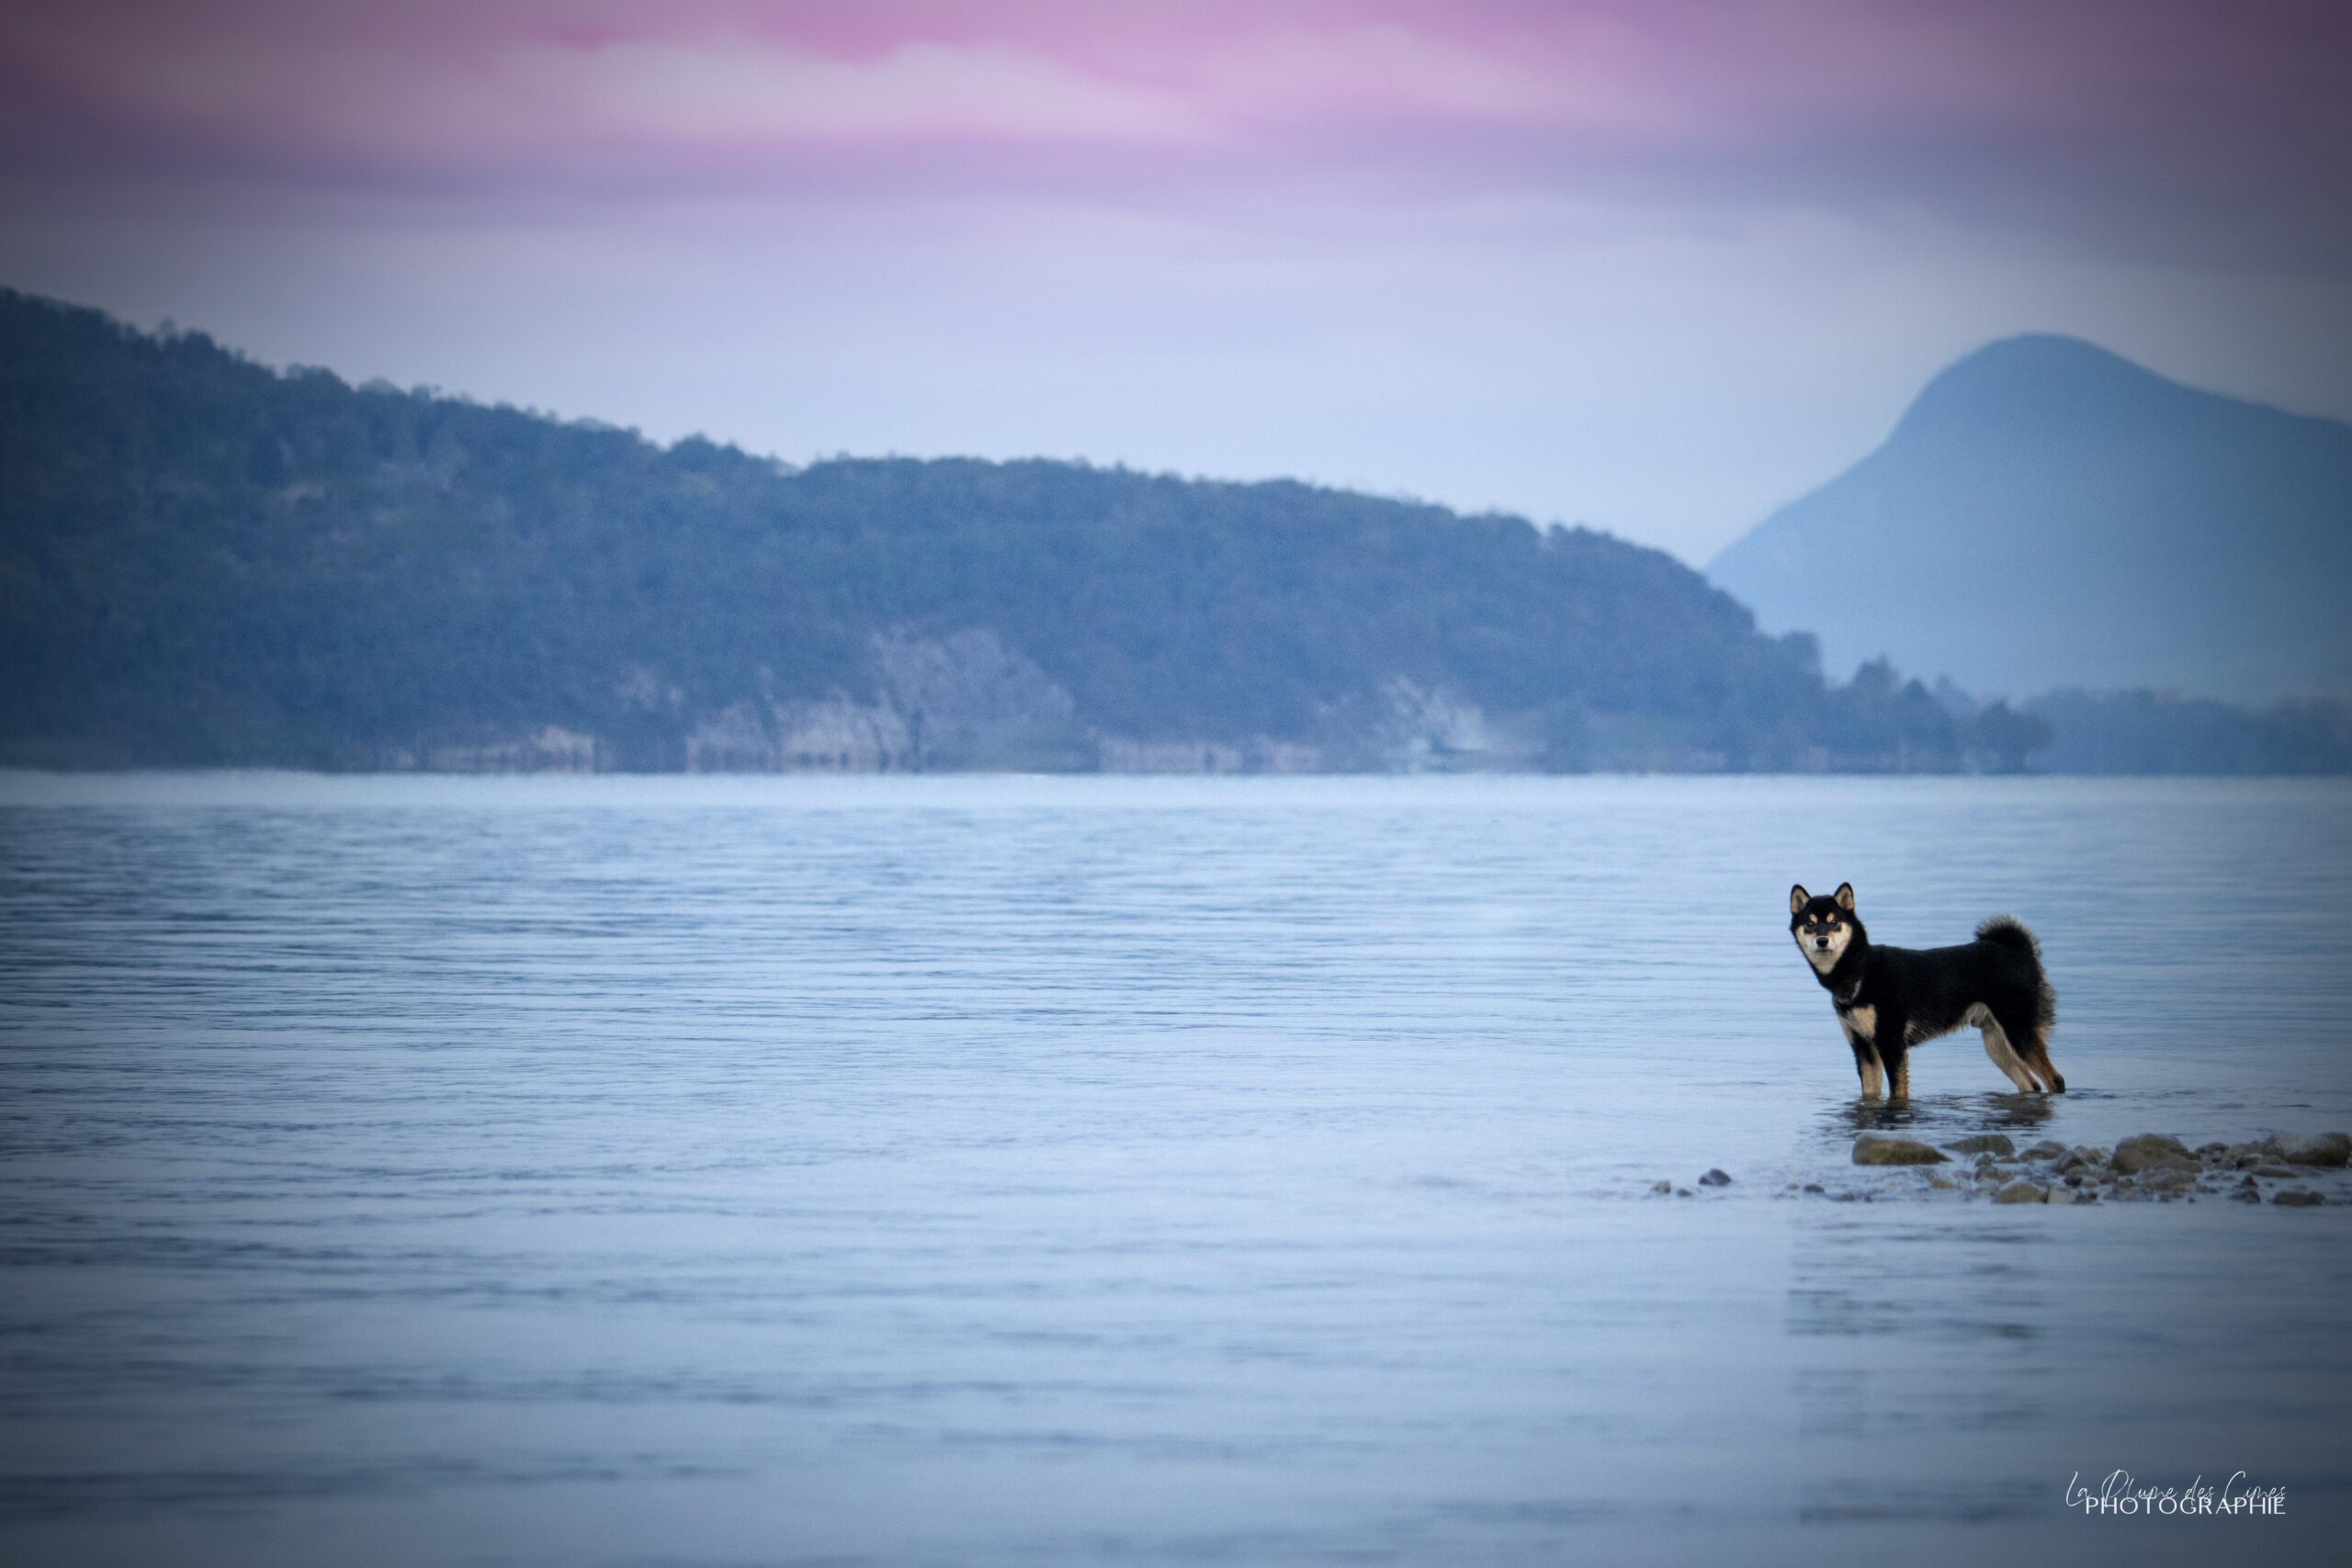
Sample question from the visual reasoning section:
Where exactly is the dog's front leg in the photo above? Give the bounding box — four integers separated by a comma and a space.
1884, 1043, 1912, 1100
1849, 1037, 1885, 1100
1871, 1013, 1913, 1100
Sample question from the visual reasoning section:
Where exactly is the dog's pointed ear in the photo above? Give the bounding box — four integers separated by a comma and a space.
1834, 882, 1855, 910
1789, 885, 1809, 914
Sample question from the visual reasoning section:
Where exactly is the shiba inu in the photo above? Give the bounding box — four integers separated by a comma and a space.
1789, 883, 2062, 1099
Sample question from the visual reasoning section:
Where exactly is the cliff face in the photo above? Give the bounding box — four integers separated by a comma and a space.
1707, 335, 2352, 703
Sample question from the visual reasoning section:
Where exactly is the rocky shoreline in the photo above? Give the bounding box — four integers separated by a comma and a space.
1646, 1131, 2351, 1204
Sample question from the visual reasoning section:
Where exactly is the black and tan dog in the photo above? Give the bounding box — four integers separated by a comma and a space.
1790, 883, 2063, 1099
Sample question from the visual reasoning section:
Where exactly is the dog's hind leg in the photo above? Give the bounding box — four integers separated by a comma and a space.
1972, 1006, 2041, 1092
2011, 1016, 2066, 1093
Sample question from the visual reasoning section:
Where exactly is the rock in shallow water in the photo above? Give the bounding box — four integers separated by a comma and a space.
1854, 1135, 1947, 1166
2273, 1190, 2326, 1206
1944, 1134, 2014, 1156
1993, 1181, 2049, 1203
2267, 1132, 2352, 1168
2110, 1134, 2199, 1174
1698, 1168, 1732, 1187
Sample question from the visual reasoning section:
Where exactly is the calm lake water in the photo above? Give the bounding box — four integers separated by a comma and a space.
3, 773, 2348, 1566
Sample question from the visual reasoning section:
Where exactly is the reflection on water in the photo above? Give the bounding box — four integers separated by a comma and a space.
0, 773, 2346, 1566
1840, 1090, 2059, 1137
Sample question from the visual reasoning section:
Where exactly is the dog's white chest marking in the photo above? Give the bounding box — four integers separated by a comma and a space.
1838, 1003, 1878, 1043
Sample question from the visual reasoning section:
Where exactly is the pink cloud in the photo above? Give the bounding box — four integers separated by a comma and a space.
501, 35, 1209, 146
2, 1, 1659, 162
1, 1, 2345, 265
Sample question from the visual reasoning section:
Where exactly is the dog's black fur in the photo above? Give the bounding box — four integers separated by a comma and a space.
1789, 882, 2062, 1100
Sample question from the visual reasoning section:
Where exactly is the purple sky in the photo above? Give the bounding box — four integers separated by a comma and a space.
4, 0, 2346, 562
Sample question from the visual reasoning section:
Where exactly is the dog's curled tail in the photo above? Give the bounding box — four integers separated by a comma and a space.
1976, 915, 2057, 1029
1974, 914, 2038, 956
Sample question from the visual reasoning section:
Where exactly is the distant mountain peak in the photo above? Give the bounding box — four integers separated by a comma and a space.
1708, 333, 2352, 702
1888, 333, 2205, 446
1937, 332, 2147, 380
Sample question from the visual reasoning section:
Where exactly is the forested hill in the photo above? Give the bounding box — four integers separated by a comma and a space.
2, 287, 2030, 773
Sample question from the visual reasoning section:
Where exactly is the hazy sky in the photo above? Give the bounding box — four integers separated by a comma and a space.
3, 0, 2346, 563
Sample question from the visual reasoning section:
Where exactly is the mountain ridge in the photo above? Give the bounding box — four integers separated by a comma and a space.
4, 286, 2025, 774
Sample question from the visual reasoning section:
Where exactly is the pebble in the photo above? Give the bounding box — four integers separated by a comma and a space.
1698, 1168, 1732, 1187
